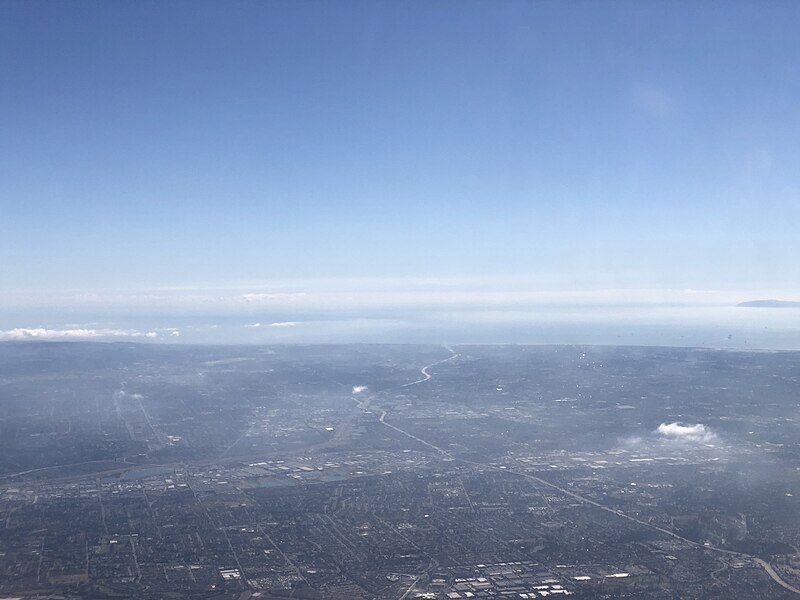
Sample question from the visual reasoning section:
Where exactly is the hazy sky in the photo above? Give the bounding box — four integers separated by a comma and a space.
2, 1, 800, 343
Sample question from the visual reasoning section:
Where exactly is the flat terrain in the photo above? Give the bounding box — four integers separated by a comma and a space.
2, 342, 800, 599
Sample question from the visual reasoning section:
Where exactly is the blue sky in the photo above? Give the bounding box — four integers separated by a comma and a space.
1, 1, 800, 344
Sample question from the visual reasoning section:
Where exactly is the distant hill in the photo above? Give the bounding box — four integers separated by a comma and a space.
737, 299, 800, 308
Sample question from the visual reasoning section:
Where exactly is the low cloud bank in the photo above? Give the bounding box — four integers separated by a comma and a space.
242, 293, 307, 303
245, 321, 299, 329
0, 327, 160, 340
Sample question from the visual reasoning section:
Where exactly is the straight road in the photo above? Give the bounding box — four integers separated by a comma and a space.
370, 346, 800, 597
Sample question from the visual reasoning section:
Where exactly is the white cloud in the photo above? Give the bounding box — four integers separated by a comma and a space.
269, 321, 299, 327
245, 323, 263, 328
0, 328, 159, 340
242, 293, 307, 303
352, 385, 368, 394
154, 327, 180, 337
656, 422, 718, 444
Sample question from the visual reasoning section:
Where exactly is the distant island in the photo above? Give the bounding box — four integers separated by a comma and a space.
737, 299, 800, 308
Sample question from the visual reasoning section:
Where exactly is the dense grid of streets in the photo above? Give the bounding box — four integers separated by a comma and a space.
2, 342, 800, 599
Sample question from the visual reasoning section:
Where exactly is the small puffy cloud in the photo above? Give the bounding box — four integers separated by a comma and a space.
245, 323, 263, 328
0, 328, 159, 340
657, 422, 717, 444
352, 385, 368, 394
169, 330, 180, 337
